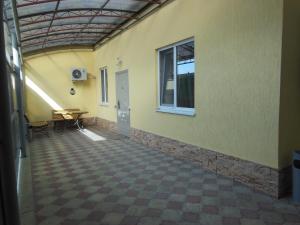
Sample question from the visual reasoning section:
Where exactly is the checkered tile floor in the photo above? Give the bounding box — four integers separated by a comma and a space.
29, 128, 300, 225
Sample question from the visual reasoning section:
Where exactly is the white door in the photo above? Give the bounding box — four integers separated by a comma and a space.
115, 70, 130, 136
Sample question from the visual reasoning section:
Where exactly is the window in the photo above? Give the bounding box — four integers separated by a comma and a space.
158, 39, 195, 116
100, 67, 108, 104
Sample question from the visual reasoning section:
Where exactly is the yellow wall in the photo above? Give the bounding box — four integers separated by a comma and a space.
25, 50, 97, 121
94, 0, 283, 168
278, 0, 300, 169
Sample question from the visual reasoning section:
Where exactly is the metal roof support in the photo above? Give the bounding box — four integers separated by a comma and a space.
23, 30, 109, 39
17, 0, 62, 8
43, 0, 61, 47
20, 23, 119, 34
23, 36, 99, 48
16, 0, 159, 8
14, 0, 172, 54
133, 0, 161, 3
11, 34, 27, 159
24, 8, 132, 19
9, 0, 23, 64
72, 0, 110, 44
16, 7, 136, 20
19, 10, 134, 27
95, 1, 159, 46
95, 0, 172, 48
23, 44, 93, 57
23, 31, 109, 42
23, 42, 95, 49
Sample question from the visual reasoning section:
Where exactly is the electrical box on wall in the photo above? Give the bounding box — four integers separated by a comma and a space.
71, 68, 87, 81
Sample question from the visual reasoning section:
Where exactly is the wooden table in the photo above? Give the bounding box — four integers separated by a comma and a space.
54, 110, 88, 129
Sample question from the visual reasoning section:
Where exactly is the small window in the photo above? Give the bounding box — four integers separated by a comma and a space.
100, 67, 108, 104
158, 39, 195, 116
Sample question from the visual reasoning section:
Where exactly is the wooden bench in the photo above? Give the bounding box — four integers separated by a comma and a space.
24, 114, 49, 140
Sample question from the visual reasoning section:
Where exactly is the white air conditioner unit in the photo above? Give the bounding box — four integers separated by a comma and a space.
71, 68, 87, 81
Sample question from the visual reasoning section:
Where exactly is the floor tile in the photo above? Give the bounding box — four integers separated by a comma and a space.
28, 128, 300, 225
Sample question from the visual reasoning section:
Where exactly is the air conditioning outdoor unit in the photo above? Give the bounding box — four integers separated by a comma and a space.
71, 68, 87, 81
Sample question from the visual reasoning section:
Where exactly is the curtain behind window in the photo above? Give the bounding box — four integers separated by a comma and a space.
176, 42, 194, 108
160, 48, 174, 106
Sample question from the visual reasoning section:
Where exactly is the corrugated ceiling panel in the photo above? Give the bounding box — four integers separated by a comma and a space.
10, 0, 168, 54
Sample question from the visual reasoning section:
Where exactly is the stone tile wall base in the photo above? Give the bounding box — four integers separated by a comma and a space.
96, 117, 291, 198
81, 117, 98, 126
95, 117, 118, 131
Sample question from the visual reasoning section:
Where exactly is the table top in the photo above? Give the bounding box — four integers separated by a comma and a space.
54, 110, 88, 121
54, 110, 88, 115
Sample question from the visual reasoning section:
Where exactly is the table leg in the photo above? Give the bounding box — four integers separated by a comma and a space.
74, 119, 83, 130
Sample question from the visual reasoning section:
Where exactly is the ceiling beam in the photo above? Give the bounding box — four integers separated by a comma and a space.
17, 0, 63, 8
9, 0, 22, 52
22, 31, 107, 42
19, 10, 133, 27
22, 28, 109, 38
133, 0, 161, 3
23, 36, 98, 47
72, 0, 110, 44
17, 0, 160, 8
42, 0, 60, 47
20, 22, 119, 33
95, 0, 171, 48
19, 0, 170, 55
95, 1, 157, 46
23, 44, 94, 57
16, 8, 136, 20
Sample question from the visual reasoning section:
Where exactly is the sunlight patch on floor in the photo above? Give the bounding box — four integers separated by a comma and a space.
79, 129, 106, 141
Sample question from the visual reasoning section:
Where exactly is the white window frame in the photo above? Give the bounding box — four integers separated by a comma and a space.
100, 67, 108, 105
157, 38, 195, 116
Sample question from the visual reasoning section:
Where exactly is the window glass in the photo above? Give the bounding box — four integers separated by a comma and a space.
105, 70, 108, 103
176, 41, 194, 108
160, 48, 174, 106
100, 68, 108, 103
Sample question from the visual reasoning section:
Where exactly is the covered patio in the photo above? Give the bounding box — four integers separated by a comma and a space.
1, 1, 300, 225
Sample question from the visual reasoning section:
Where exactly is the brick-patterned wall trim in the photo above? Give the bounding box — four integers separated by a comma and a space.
95, 117, 118, 131
81, 117, 98, 126
95, 117, 291, 198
